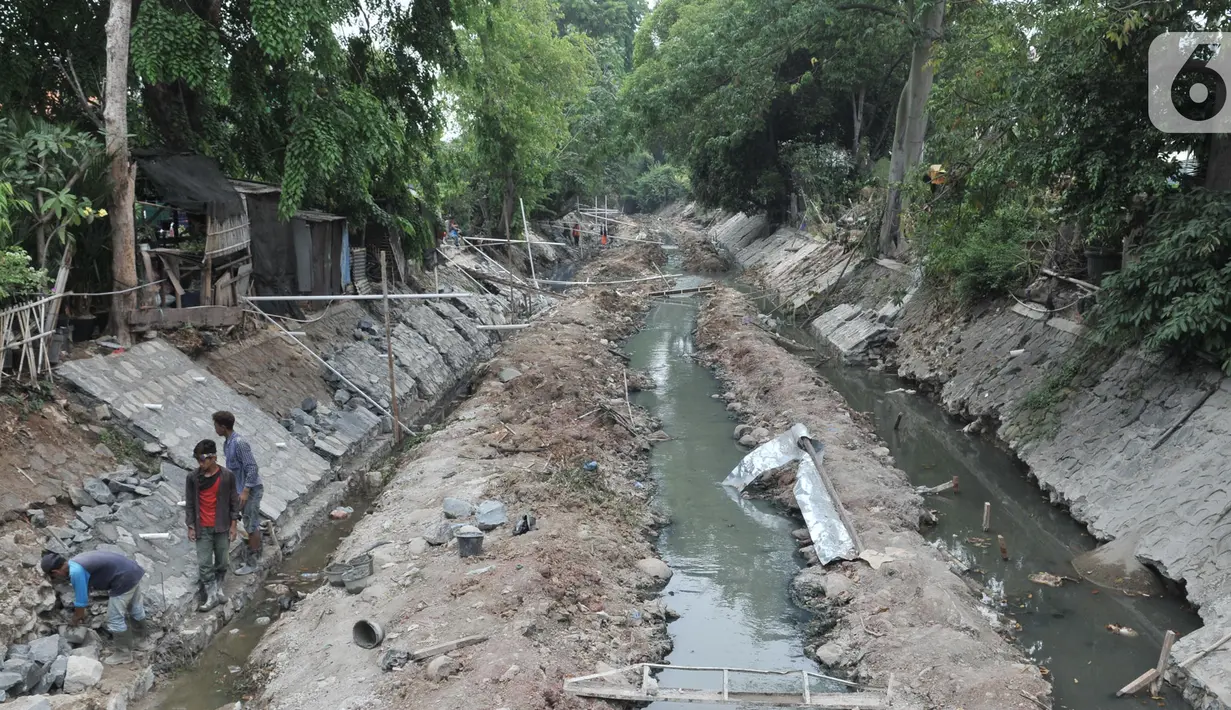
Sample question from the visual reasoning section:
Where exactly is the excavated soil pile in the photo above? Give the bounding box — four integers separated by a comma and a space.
694, 286, 1052, 710
248, 243, 675, 710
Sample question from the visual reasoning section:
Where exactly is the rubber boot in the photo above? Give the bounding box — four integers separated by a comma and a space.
104, 628, 135, 665
215, 570, 229, 605
236, 544, 257, 576
197, 581, 220, 612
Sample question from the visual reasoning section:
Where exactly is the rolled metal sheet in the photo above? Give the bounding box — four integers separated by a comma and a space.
794, 441, 858, 564
722, 423, 811, 491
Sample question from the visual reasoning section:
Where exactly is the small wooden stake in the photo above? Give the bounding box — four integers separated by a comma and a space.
951, 475, 960, 493
982, 502, 991, 532
998, 534, 1008, 560
1116, 668, 1159, 697
1151, 630, 1177, 695
893, 412, 903, 430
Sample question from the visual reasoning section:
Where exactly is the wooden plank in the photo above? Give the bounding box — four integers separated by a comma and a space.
1151, 630, 1177, 695
126, 306, 244, 331
235, 263, 253, 300
564, 686, 884, 707
408, 634, 489, 661
201, 256, 214, 306
801, 670, 810, 705
158, 254, 185, 302
1116, 668, 1159, 697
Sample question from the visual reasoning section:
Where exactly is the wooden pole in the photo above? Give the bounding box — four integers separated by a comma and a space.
893, 412, 903, 430
982, 502, 991, 532
381, 251, 401, 445
798, 437, 864, 555
519, 198, 537, 286
997, 534, 1008, 560
1151, 630, 1177, 695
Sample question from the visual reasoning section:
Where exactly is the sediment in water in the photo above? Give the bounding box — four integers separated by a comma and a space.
693, 285, 1051, 710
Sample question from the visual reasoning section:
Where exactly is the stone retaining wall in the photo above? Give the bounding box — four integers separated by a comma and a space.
706, 210, 1231, 710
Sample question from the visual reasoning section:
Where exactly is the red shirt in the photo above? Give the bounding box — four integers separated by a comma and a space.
198, 475, 220, 528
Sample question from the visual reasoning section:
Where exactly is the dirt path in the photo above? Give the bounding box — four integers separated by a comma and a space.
247, 243, 674, 710
694, 286, 1052, 710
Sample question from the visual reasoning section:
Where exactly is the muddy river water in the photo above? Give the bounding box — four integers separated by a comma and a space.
147, 244, 1203, 710
624, 287, 839, 706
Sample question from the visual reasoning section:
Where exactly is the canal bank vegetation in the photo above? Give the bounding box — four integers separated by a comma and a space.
619, 0, 1231, 374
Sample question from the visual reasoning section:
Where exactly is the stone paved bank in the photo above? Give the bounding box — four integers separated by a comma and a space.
45, 285, 512, 703
699, 208, 1231, 710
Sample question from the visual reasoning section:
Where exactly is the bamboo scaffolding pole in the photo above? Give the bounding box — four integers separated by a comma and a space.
381, 252, 401, 445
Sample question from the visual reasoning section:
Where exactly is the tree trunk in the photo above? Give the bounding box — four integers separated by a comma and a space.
502, 176, 515, 242
1205, 134, 1231, 191
35, 191, 48, 269
852, 86, 866, 156
105, 0, 137, 345
879, 0, 946, 256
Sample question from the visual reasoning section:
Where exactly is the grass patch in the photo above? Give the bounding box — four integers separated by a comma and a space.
98, 428, 159, 474
1016, 342, 1115, 441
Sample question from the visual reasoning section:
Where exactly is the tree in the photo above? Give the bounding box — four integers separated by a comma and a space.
105, 0, 138, 344
0, 117, 106, 268
879, 0, 945, 256
451, 0, 592, 239
623, 0, 908, 215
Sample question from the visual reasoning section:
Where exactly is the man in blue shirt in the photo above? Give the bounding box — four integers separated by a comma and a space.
42, 551, 146, 650
213, 410, 265, 575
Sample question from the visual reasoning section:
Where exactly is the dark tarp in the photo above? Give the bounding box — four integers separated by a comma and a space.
245, 190, 300, 318
134, 152, 245, 219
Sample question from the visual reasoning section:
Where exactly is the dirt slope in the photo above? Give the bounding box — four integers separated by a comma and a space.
247, 243, 674, 710
695, 286, 1052, 710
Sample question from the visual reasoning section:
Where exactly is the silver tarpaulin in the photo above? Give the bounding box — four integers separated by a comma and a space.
721, 423, 811, 491
794, 442, 857, 564
722, 424, 858, 564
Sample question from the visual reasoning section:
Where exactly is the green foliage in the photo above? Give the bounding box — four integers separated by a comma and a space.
0, 116, 105, 264
623, 0, 908, 215
450, 0, 593, 235
131, 0, 223, 90
1096, 191, 1231, 371
630, 162, 689, 212
921, 199, 1045, 304
0, 246, 47, 300
781, 142, 854, 217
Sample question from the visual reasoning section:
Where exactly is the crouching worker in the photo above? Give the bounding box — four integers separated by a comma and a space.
41, 551, 146, 652
186, 439, 239, 611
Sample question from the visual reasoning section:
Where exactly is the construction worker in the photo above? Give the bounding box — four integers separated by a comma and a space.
213, 410, 264, 575
42, 551, 147, 654
571, 223, 581, 247
185, 439, 240, 611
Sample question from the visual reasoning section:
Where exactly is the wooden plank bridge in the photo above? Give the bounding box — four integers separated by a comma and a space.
563, 663, 894, 707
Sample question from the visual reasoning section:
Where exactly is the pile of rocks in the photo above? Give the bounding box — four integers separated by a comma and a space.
49, 466, 174, 557
421, 497, 509, 546
0, 632, 104, 702
280, 393, 386, 462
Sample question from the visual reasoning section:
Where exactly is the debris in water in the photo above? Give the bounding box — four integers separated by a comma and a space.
1106, 623, 1139, 637
884, 388, 916, 395
1029, 572, 1065, 587
329, 506, 354, 520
